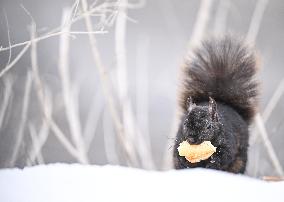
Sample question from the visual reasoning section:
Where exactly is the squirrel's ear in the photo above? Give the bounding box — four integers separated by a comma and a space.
209, 97, 218, 121
186, 97, 195, 113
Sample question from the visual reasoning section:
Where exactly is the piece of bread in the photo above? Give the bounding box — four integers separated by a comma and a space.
177, 141, 216, 163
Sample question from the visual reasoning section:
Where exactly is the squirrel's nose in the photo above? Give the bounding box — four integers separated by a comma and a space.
186, 137, 203, 145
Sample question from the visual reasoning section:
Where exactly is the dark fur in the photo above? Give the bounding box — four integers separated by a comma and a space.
173, 36, 259, 173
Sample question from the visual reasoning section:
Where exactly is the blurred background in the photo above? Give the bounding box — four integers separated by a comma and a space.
0, 0, 283, 177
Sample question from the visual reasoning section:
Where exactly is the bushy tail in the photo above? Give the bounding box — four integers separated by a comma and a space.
179, 36, 259, 123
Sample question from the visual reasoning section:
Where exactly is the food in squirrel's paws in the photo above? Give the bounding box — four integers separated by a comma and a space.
177, 141, 216, 163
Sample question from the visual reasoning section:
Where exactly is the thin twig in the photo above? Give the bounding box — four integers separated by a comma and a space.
0, 2, 120, 53
135, 35, 155, 169
62, 0, 80, 28
0, 31, 106, 52
115, 0, 154, 168
83, 90, 104, 151
115, 0, 128, 104
58, 8, 89, 164
0, 43, 30, 78
81, 0, 136, 166
29, 23, 79, 159
9, 72, 32, 166
252, 146, 260, 177
262, 78, 284, 122
230, 0, 277, 157
250, 78, 284, 145
3, 10, 12, 70
49, 122, 79, 158
27, 121, 50, 165
213, 0, 230, 35
251, 78, 284, 144
0, 77, 13, 129
27, 124, 45, 165
246, 0, 269, 44
262, 176, 284, 181
103, 109, 119, 164
254, 114, 283, 176
187, 0, 214, 50
71, 0, 80, 22
244, 0, 282, 175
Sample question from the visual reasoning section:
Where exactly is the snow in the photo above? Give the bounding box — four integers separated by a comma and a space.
0, 164, 283, 202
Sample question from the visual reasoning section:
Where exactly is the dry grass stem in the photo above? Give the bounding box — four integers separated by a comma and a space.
27, 124, 45, 165
251, 78, 284, 144
262, 176, 284, 181
3, 10, 12, 70
262, 78, 284, 122
187, 0, 214, 50
0, 77, 13, 129
27, 122, 50, 165
246, 0, 269, 44
81, 0, 137, 166
29, 22, 79, 160
0, 31, 106, 53
103, 109, 119, 164
135, 36, 155, 169
255, 114, 283, 176
83, 91, 104, 151
9, 73, 32, 166
213, 0, 230, 35
0, 2, 120, 53
115, 0, 154, 168
58, 8, 89, 164
0, 43, 30, 78
245, 0, 282, 176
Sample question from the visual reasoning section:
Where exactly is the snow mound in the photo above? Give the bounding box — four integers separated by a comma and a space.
0, 164, 283, 202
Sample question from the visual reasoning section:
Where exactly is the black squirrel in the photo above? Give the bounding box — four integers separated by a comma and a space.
173, 36, 259, 173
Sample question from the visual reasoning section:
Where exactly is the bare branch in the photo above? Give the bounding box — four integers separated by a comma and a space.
80, 0, 137, 166
213, 0, 230, 35
3, 10, 12, 70
103, 109, 119, 164
0, 31, 106, 52
254, 114, 283, 176
251, 78, 284, 144
135, 35, 155, 169
27, 123, 45, 165
0, 43, 30, 78
83, 90, 104, 151
9, 72, 32, 166
262, 78, 284, 122
114, 0, 154, 169
246, 0, 269, 44
58, 8, 89, 164
29, 22, 79, 160
26, 122, 49, 165
187, 0, 214, 50
244, 0, 282, 176
0, 77, 13, 129
0, 2, 119, 53
64, 0, 80, 28
115, 0, 154, 168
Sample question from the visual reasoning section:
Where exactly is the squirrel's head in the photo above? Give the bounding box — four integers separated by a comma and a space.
181, 97, 222, 145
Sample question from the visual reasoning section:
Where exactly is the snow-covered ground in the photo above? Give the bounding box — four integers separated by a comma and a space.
0, 164, 283, 202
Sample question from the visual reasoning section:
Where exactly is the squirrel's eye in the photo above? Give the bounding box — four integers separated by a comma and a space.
206, 125, 211, 130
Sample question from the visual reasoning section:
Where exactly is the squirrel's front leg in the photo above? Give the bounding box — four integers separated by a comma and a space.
205, 153, 222, 169
205, 145, 235, 170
